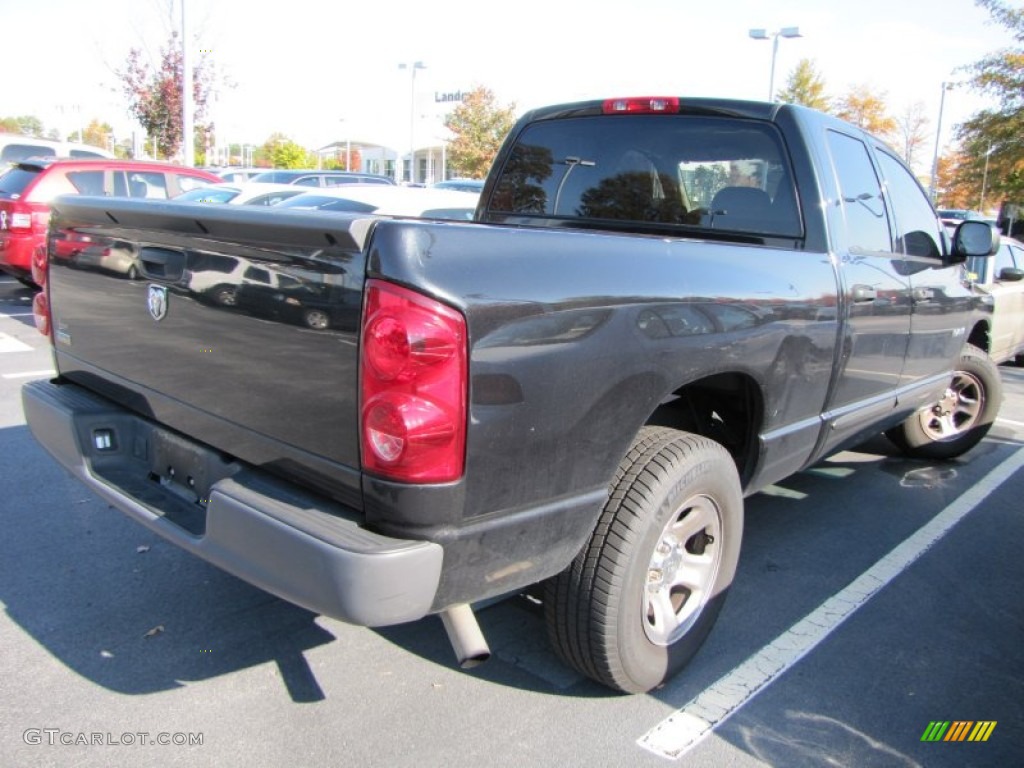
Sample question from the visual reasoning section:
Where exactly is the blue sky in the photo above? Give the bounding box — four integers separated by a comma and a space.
1, 0, 1016, 166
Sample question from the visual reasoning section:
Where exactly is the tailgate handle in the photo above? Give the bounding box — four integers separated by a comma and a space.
139, 247, 186, 281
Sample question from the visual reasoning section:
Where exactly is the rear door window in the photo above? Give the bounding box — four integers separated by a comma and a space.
825, 130, 893, 253
127, 172, 168, 199
67, 170, 106, 195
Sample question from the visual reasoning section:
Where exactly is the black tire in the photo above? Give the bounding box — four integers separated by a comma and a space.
16, 276, 39, 290
886, 344, 1002, 460
544, 426, 743, 693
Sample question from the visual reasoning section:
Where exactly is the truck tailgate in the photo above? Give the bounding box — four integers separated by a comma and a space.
45, 198, 374, 503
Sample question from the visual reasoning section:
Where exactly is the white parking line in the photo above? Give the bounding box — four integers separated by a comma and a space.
997, 417, 1024, 429
2, 369, 55, 379
0, 333, 33, 353
638, 446, 1024, 760
0, 312, 34, 318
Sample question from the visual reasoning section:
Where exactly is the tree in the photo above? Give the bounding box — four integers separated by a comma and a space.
935, 150, 975, 208
775, 59, 831, 111
69, 119, 115, 150
953, 0, 1024, 205
443, 86, 517, 179
896, 102, 930, 170
260, 133, 310, 169
116, 30, 214, 161
0, 115, 46, 137
834, 84, 898, 140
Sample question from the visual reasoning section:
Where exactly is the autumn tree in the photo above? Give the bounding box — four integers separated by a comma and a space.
116, 30, 214, 161
69, 119, 115, 150
775, 59, 831, 111
952, 0, 1024, 209
834, 85, 898, 140
443, 86, 517, 179
935, 150, 975, 208
896, 102, 930, 170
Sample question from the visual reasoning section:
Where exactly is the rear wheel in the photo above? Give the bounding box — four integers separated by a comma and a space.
886, 344, 1002, 460
303, 309, 330, 330
544, 427, 743, 693
212, 286, 238, 306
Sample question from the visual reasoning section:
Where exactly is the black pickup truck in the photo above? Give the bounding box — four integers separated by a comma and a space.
23, 97, 1002, 693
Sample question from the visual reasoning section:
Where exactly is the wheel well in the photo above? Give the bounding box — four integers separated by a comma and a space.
645, 372, 762, 487
968, 320, 990, 354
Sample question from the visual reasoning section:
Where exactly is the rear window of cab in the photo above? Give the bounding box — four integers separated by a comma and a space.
487, 114, 801, 237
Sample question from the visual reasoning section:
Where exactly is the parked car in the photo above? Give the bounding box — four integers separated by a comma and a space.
212, 167, 265, 184
0, 158, 221, 286
273, 185, 479, 220
173, 182, 310, 207
249, 169, 395, 187
937, 208, 986, 229
965, 236, 1024, 365
1, 133, 113, 165
431, 178, 485, 193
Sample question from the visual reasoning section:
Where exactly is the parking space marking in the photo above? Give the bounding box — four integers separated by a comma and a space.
638, 446, 1024, 760
0, 312, 34, 318
997, 417, 1024, 429
0, 333, 33, 353
2, 369, 55, 379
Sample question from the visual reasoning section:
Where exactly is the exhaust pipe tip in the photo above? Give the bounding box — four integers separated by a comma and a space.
440, 603, 491, 669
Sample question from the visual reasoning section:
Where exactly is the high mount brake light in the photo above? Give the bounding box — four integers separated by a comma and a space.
602, 97, 681, 114
360, 279, 467, 483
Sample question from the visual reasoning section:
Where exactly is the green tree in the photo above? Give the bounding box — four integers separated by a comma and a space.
775, 59, 831, 111
953, 0, 1024, 206
0, 115, 46, 137
261, 133, 310, 168
443, 86, 517, 179
834, 84, 898, 140
116, 30, 214, 161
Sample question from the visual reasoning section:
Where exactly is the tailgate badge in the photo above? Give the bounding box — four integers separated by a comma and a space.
147, 285, 168, 322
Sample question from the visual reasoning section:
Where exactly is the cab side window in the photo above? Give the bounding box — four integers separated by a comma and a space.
876, 150, 942, 259
826, 130, 892, 253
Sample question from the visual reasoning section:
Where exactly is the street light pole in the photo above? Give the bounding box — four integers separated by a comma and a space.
928, 81, 954, 204
979, 143, 995, 212
181, 0, 194, 166
749, 26, 802, 101
399, 61, 426, 184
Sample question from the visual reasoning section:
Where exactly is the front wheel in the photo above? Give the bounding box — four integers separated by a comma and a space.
544, 427, 743, 693
886, 344, 1002, 460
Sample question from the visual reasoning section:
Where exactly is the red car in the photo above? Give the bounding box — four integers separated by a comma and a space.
0, 158, 220, 287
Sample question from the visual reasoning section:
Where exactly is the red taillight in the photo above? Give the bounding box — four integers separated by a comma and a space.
31, 243, 47, 288
603, 97, 680, 114
33, 290, 51, 337
360, 279, 467, 483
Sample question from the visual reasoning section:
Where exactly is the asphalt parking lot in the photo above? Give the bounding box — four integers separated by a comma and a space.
1, 273, 1021, 767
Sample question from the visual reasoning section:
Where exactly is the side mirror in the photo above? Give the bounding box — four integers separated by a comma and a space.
998, 266, 1024, 282
952, 220, 998, 259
